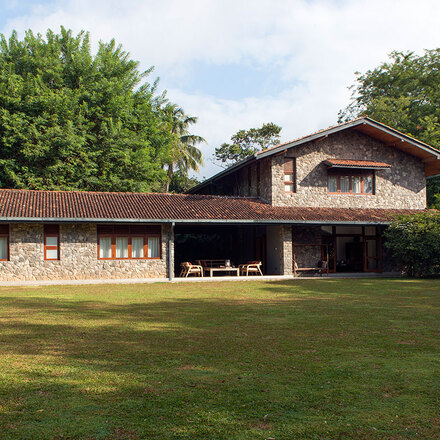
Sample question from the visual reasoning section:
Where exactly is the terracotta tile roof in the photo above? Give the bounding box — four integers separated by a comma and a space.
0, 189, 427, 224
324, 159, 392, 169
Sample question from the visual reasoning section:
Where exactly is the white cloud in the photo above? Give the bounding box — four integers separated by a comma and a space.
2, 0, 440, 177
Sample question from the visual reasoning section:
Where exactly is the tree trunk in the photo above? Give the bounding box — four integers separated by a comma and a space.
165, 164, 174, 193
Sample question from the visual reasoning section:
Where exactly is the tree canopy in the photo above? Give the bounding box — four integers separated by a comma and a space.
163, 104, 204, 192
214, 122, 281, 167
0, 27, 204, 193
384, 212, 440, 277
339, 50, 440, 208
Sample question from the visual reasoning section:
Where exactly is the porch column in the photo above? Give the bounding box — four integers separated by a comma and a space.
168, 222, 175, 281
279, 225, 293, 275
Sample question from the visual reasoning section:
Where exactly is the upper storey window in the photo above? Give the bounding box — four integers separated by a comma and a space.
328, 172, 374, 195
324, 159, 390, 196
284, 158, 296, 193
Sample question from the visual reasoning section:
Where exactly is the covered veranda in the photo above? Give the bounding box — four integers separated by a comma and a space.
173, 222, 290, 277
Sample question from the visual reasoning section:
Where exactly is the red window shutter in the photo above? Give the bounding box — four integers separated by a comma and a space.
284, 158, 295, 173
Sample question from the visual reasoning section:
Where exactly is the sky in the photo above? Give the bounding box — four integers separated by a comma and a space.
1, 0, 440, 179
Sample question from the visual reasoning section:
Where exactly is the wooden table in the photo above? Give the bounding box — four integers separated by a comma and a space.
207, 267, 240, 277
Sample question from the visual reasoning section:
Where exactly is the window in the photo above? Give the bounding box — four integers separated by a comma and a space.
284, 157, 296, 193
327, 171, 374, 195
328, 176, 338, 193
363, 176, 373, 194
99, 236, 112, 259
0, 224, 9, 261
97, 225, 161, 260
352, 176, 361, 193
131, 237, 144, 258
44, 225, 60, 260
148, 237, 160, 258
116, 237, 129, 259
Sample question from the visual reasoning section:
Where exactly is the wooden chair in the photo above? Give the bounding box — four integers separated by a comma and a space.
180, 262, 203, 277
239, 261, 263, 276
294, 260, 329, 277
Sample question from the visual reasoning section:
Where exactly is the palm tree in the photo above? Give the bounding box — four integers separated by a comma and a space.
164, 104, 205, 192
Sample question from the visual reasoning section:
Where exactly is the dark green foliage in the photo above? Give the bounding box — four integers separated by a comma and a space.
384, 211, 440, 277
169, 170, 201, 193
0, 28, 176, 192
427, 178, 440, 209
339, 50, 440, 207
215, 122, 281, 166
162, 104, 204, 192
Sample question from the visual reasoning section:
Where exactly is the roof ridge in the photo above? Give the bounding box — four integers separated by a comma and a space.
257, 116, 369, 155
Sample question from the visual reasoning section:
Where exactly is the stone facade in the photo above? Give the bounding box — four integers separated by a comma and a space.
291, 225, 322, 269
0, 223, 171, 281
208, 130, 427, 209
279, 225, 293, 275
269, 131, 426, 208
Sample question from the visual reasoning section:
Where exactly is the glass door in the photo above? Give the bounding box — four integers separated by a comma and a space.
364, 236, 382, 272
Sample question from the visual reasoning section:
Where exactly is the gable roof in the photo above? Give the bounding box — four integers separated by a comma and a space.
189, 117, 440, 193
0, 188, 428, 225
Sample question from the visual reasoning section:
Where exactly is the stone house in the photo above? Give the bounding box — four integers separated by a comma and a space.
0, 117, 439, 281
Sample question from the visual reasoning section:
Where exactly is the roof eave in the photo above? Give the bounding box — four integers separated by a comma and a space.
0, 216, 395, 226
187, 156, 257, 193
257, 117, 440, 160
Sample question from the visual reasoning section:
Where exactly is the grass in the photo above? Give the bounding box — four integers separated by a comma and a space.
0, 279, 439, 439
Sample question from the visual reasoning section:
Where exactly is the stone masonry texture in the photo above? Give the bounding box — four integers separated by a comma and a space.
217, 130, 426, 209
0, 223, 171, 281
269, 131, 426, 209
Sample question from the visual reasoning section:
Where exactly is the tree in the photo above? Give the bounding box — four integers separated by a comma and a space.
339, 50, 440, 208
168, 170, 201, 193
384, 212, 440, 277
163, 104, 204, 192
214, 122, 281, 167
0, 27, 178, 192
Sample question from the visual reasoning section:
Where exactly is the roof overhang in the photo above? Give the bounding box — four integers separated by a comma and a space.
188, 156, 256, 193
257, 118, 440, 177
190, 118, 440, 193
324, 159, 392, 170
0, 216, 394, 226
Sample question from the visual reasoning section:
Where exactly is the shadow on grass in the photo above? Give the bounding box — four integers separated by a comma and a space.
0, 279, 440, 439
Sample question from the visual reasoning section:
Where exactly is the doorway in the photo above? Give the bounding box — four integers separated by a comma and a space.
321, 225, 382, 273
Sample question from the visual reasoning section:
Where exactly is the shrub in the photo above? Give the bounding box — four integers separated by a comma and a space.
384, 211, 440, 277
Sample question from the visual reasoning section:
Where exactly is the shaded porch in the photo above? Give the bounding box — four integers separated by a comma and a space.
174, 224, 290, 277
293, 224, 389, 275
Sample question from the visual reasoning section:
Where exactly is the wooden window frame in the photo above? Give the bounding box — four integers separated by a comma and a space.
0, 224, 9, 261
146, 234, 161, 259
97, 227, 161, 261
284, 157, 296, 193
98, 235, 113, 260
327, 170, 375, 195
44, 226, 60, 261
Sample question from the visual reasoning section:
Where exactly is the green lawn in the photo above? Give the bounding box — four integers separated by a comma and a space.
0, 279, 439, 440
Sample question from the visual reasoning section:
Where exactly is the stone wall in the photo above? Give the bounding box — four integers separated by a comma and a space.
292, 225, 322, 269
279, 225, 293, 275
270, 130, 426, 208
0, 223, 171, 281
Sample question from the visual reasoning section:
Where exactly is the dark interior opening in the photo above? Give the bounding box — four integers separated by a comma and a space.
174, 224, 267, 276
